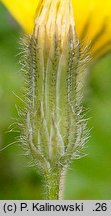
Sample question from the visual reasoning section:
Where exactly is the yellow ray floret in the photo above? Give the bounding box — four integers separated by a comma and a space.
34, 0, 75, 50
1, 0, 39, 32
72, 0, 111, 56
1, 0, 111, 57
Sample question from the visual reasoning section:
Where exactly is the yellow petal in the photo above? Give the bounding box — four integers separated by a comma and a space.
72, 0, 111, 57
1, 0, 39, 32
34, 0, 75, 50
1, 0, 111, 57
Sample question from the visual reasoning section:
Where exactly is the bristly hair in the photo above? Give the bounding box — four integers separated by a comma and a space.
18, 29, 91, 176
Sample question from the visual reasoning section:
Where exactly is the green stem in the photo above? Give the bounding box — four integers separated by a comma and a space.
44, 166, 66, 200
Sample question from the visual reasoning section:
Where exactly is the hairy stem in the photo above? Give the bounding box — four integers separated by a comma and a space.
44, 166, 66, 200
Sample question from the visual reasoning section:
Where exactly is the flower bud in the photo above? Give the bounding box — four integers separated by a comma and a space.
22, 0, 89, 176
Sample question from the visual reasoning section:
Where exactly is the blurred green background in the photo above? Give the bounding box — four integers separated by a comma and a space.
0, 3, 111, 200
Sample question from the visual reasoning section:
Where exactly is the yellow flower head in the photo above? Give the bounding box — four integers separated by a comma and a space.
0, 0, 92, 199
1, 0, 111, 57
17, 0, 89, 185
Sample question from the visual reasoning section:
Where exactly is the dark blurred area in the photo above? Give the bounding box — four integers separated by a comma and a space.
0, 3, 111, 199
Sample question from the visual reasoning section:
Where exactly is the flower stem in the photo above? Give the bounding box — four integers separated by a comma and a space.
44, 166, 65, 200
